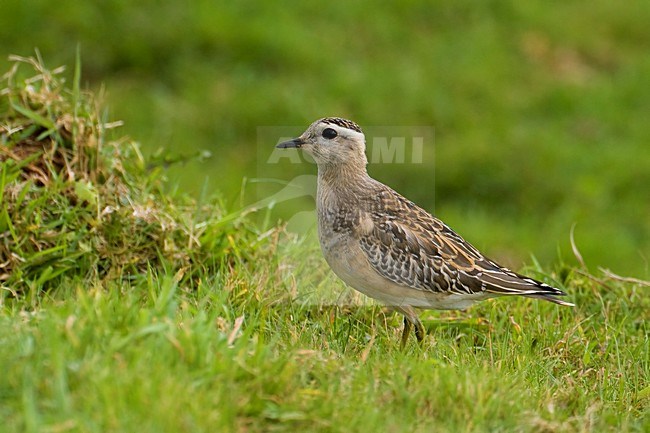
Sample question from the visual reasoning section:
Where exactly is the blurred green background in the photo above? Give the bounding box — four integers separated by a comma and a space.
1, 0, 649, 276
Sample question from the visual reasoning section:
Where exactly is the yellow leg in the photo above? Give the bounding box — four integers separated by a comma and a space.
395, 306, 425, 348
413, 317, 425, 343
400, 315, 425, 348
400, 317, 412, 349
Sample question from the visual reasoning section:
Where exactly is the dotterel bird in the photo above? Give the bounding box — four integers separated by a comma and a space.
277, 117, 573, 347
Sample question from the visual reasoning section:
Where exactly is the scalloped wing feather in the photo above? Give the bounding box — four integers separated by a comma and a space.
356, 183, 571, 305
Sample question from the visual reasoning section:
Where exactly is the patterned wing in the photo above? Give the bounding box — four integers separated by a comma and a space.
356, 184, 571, 304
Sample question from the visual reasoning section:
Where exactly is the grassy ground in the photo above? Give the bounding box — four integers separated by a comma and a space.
1, 57, 648, 432
1, 264, 648, 432
1, 0, 649, 276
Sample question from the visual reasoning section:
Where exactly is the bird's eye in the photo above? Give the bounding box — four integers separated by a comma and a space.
322, 128, 338, 139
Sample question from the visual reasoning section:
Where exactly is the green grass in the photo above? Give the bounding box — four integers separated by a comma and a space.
1, 271, 648, 432
1, 56, 648, 432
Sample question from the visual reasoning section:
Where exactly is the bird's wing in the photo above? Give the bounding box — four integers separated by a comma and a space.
356, 186, 570, 304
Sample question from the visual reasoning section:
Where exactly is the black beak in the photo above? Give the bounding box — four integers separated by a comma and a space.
276, 137, 305, 149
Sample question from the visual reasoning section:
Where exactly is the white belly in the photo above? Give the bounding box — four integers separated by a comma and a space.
317, 222, 488, 310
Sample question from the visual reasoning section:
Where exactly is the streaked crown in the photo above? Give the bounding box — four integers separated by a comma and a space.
319, 117, 363, 134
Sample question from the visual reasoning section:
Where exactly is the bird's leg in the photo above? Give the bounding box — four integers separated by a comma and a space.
400, 316, 412, 349
396, 306, 425, 348
413, 317, 425, 343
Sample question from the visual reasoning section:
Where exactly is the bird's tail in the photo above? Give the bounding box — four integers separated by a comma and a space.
525, 293, 575, 307
478, 265, 575, 307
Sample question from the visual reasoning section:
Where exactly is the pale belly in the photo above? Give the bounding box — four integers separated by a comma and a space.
317, 222, 488, 310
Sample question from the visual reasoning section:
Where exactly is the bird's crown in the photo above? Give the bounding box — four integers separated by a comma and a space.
318, 117, 363, 134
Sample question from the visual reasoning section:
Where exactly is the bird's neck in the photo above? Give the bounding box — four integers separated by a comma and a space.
316, 161, 374, 212
317, 160, 370, 188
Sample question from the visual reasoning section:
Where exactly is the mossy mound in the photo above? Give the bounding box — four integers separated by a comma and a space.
0, 55, 272, 296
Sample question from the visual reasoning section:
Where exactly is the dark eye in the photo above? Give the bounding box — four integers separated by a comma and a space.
322, 128, 338, 139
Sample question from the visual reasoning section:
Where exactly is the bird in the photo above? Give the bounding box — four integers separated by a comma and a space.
276, 117, 573, 347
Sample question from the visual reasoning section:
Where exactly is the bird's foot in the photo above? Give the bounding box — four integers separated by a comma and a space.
400, 316, 425, 349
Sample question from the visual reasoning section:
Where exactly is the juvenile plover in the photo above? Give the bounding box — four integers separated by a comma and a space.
277, 117, 573, 346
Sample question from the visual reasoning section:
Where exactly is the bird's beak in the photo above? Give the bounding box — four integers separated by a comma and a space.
276, 137, 305, 149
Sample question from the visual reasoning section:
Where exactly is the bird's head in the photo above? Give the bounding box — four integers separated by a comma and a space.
276, 117, 367, 168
